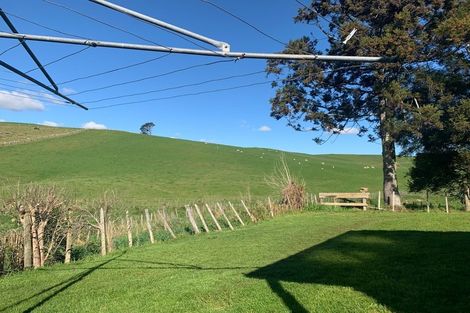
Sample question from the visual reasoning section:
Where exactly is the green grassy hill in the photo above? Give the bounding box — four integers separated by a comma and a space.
0, 122, 413, 207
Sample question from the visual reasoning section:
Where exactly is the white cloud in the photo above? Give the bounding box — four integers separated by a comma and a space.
0, 90, 45, 111
42, 121, 60, 127
82, 121, 107, 130
330, 127, 360, 135
60, 87, 76, 95
0, 119, 5, 122
258, 125, 272, 132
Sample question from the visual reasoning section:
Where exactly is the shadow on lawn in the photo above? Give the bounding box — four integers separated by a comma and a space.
247, 231, 470, 313
0, 252, 126, 313
34, 258, 257, 272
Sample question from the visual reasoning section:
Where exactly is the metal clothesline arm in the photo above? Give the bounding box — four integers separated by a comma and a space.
89, 0, 231, 52
0, 60, 88, 110
0, 8, 59, 91
0, 32, 384, 62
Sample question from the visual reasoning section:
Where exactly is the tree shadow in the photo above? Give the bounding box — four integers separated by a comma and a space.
0, 251, 126, 313
36, 258, 257, 272
247, 231, 470, 313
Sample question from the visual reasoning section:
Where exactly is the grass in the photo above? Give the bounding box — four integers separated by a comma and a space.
0, 123, 419, 208
1, 211, 469, 313
0, 122, 80, 146
0, 214, 15, 235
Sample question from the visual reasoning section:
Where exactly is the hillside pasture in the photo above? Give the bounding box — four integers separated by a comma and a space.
0, 124, 415, 208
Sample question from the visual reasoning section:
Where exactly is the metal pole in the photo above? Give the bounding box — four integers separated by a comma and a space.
0, 32, 384, 62
0, 9, 59, 91
0, 60, 88, 110
89, 0, 230, 52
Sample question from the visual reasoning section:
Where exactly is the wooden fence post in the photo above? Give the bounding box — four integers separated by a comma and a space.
0, 243, 4, 276
392, 192, 396, 212
205, 204, 222, 231
228, 201, 245, 226
64, 210, 72, 264
126, 210, 133, 247
158, 210, 176, 239
377, 191, 381, 210
240, 200, 255, 222
426, 190, 430, 213
268, 197, 274, 217
185, 206, 200, 234
106, 220, 114, 253
445, 195, 449, 214
144, 209, 155, 244
23, 210, 33, 269
194, 204, 210, 233
99, 207, 107, 256
217, 203, 234, 230
313, 194, 318, 204
85, 228, 91, 245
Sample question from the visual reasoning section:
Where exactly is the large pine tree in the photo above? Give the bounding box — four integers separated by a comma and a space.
267, 0, 469, 207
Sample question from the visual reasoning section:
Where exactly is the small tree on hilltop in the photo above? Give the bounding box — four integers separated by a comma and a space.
140, 122, 155, 135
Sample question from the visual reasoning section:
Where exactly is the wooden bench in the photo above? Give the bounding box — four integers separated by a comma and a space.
318, 192, 370, 210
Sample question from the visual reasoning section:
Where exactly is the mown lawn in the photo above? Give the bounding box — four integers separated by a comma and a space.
1, 211, 469, 313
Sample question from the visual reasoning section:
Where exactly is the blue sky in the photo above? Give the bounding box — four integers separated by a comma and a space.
0, 0, 381, 155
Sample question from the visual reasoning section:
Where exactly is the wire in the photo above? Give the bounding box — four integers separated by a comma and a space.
82, 70, 265, 104
70, 58, 237, 96
90, 64, 369, 110
3, 10, 85, 39
42, 0, 168, 48
94, 1, 225, 56
0, 88, 67, 103
42, 0, 226, 56
58, 53, 171, 85
0, 42, 23, 56
89, 81, 271, 110
199, 0, 287, 46
25, 46, 91, 74
198, 0, 327, 57
0, 81, 49, 93
0, 77, 36, 85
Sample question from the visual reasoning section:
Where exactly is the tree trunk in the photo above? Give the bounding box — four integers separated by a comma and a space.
30, 212, 41, 268
464, 187, 470, 212
99, 207, 107, 256
37, 221, 47, 267
22, 211, 33, 269
381, 110, 402, 209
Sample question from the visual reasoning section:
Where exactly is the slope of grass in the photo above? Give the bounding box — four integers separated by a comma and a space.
0, 122, 80, 146
1, 211, 469, 312
0, 123, 413, 207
